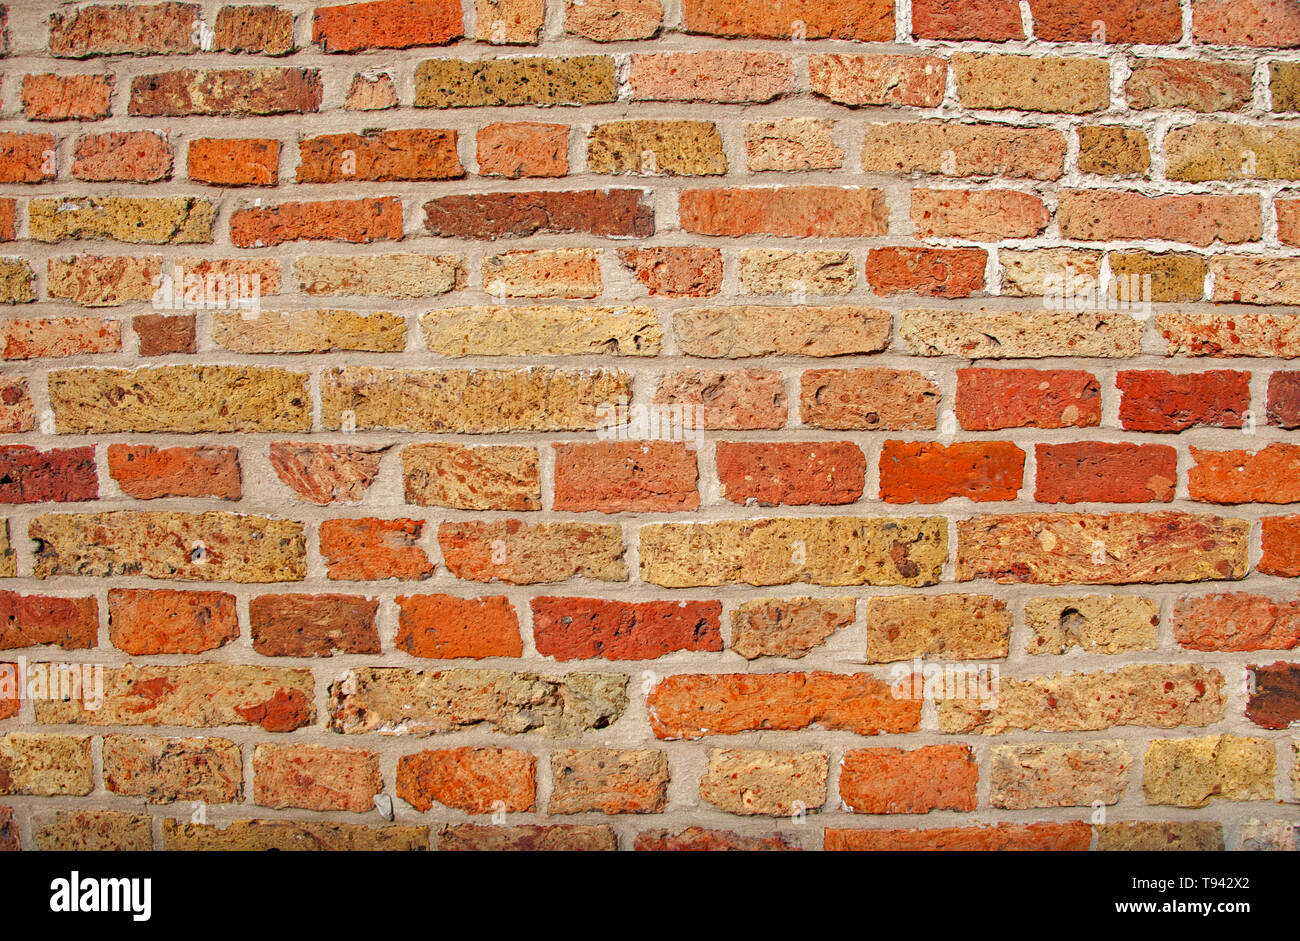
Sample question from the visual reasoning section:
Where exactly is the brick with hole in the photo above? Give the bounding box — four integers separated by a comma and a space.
646, 672, 922, 739
716, 441, 865, 507
700, 749, 828, 816
1174, 592, 1300, 651
254, 744, 382, 813
549, 748, 669, 814
1035, 442, 1177, 504
403, 443, 539, 511
654, 369, 788, 430
108, 589, 238, 655
840, 745, 978, 814
552, 442, 698, 513
729, 597, 856, 660
956, 368, 1101, 430
249, 593, 381, 657
0, 446, 98, 503
865, 593, 1011, 662
531, 597, 721, 660
320, 518, 434, 581
1026, 596, 1160, 655
2, 318, 120, 359
397, 747, 536, 813
395, 594, 522, 659
107, 444, 240, 500
0, 591, 99, 651
103, 735, 242, 805
34, 664, 315, 732
438, 520, 627, 584
879, 441, 1024, 504
270, 442, 387, 506
1189, 444, 1300, 504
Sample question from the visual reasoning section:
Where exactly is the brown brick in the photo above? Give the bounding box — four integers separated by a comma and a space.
588, 121, 726, 176
1127, 59, 1253, 111
250, 593, 381, 657
634, 828, 798, 851
800, 368, 938, 431
134, 314, 196, 355
0, 446, 98, 502
827, 823, 1091, 851
215, 4, 296, 54
427, 190, 652, 240
1077, 126, 1151, 176
1029, 0, 1181, 42
34, 811, 152, 851
912, 0, 1024, 39
1109, 251, 1206, 302
30, 196, 214, 245
103, 735, 241, 804
1165, 124, 1300, 182
130, 68, 322, 116
164, 819, 428, 851
1096, 821, 1223, 851
439, 823, 613, 851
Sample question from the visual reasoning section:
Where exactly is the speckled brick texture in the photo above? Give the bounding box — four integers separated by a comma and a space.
0, 0, 1298, 853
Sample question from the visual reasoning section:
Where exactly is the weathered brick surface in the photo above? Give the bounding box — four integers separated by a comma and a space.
0, 0, 1288, 854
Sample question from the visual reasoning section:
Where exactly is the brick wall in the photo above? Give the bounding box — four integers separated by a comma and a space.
0, 0, 1298, 852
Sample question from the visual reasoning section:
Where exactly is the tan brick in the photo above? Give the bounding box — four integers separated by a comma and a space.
475, 0, 545, 43
1210, 255, 1300, 305
745, 118, 842, 172
213, 310, 406, 353
421, 305, 660, 356
862, 122, 1067, 179
1165, 124, 1300, 182
866, 594, 1010, 663
402, 443, 540, 511
30, 510, 306, 582
675, 305, 888, 358
1077, 126, 1151, 176
550, 748, 669, 814
34, 811, 153, 851
999, 249, 1104, 297
700, 749, 827, 816
36, 664, 315, 731
738, 249, 855, 296
901, 309, 1143, 358
566, 0, 663, 40
415, 56, 617, 108
163, 819, 428, 851
49, 366, 310, 433
103, 735, 242, 804
482, 249, 601, 299
29, 197, 214, 244
0, 259, 36, 305
1144, 735, 1275, 807
991, 742, 1132, 809
1096, 821, 1223, 851
0, 734, 93, 796
297, 253, 465, 297
954, 54, 1110, 113
911, 188, 1050, 240
329, 667, 628, 737
588, 121, 726, 175
640, 517, 947, 588
1026, 595, 1160, 654
322, 366, 629, 432
730, 597, 856, 660
439, 520, 627, 583
938, 664, 1225, 733
1157, 313, 1300, 357
1109, 252, 1207, 302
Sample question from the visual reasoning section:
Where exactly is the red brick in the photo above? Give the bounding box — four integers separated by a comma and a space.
1035, 443, 1177, 504
646, 673, 921, 739
130, 68, 323, 117
840, 745, 978, 814
319, 518, 435, 581
22, 74, 114, 121
1193, 0, 1300, 47
911, 189, 1049, 240
654, 370, 788, 430
0, 133, 57, 183
1267, 372, 1300, 428
681, 0, 894, 41
107, 444, 241, 500
716, 441, 865, 507
1260, 516, 1300, 576
230, 197, 403, 248
618, 247, 722, 298
912, 0, 1024, 39
297, 129, 463, 182
552, 442, 699, 513
188, 138, 280, 186
1117, 370, 1251, 432
398, 747, 536, 813
810, 55, 947, 108
1030, 0, 1182, 42
395, 594, 522, 658
270, 442, 386, 506
108, 589, 238, 655
0, 592, 99, 651
437, 520, 626, 584
254, 744, 381, 813
1189, 444, 1300, 504
0, 379, 33, 434
1057, 190, 1261, 246
249, 593, 381, 657
134, 314, 196, 356
1280, 200, 1300, 246
957, 369, 1101, 430
801, 368, 939, 431
424, 190, 653, 239
1174, 592, 1300, 650
880, 441, 1024, 504
313, 0, 464, 52
679, 187, 887, 238
2, 318, 120, 359
0, 446, 97, 503
865, 247, 987, 297
49, 2, 201, 57
1126, 59, 1254, 111
826, 822, 1091, 851
72, 132, 172, 183
477, 122, 568, 178
0, 201, 15, 242
531, 597, 722, 660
